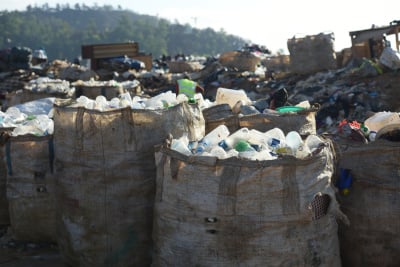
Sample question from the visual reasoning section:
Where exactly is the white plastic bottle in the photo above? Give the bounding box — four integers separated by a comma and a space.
196, 125, 230, 153
210, 146, 228, 159
171, 134, 192, 156
285, 131, 303, 156
215, 87, 252, 108
219, 127, 250, 150
95, 95, 108, 111
247, 129, 270, 147
305, 134, 324, 153
265, 128, 286, 150
364, 111, 400, 133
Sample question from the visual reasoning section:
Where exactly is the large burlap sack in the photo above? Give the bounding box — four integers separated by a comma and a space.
203, 104, 318, 136
288, 32, 337, 74
202, 104, 239, 134
152, 138, 346, 266
4, 89, 69, 110
335, 139, 400, 267
74, 85, 125, 100
167, 61, 203, 73
4, 134, 56, 242
0, 130, 12, 225
218, 51, 261, 72
53, 101, 204, 267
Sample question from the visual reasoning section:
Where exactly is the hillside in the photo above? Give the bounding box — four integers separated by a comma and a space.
0, 4, 250, 61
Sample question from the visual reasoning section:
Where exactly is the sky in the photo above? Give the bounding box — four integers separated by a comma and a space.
1, 0, 399, 54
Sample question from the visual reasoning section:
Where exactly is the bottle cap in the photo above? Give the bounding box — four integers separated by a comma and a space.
341, 188, 350, 196
234, 140, 251, 152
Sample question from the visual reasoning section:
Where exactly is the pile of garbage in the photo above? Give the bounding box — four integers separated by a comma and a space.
0, 40, 399, 141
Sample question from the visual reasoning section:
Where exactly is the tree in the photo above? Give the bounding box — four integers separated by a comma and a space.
0, 6, 250, 60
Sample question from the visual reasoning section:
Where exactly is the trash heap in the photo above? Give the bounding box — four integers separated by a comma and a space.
0, 42, 400, 266
0, 98, 55, 136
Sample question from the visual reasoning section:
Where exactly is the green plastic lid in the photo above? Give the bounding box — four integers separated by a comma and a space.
276, 106, 305, 113
234, 140, 251, 152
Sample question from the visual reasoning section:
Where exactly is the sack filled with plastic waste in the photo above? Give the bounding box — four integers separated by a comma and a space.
52, 98, 204, 267
152, 134, 346, 266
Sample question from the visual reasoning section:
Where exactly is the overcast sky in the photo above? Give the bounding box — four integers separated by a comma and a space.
1, 0, 399, 53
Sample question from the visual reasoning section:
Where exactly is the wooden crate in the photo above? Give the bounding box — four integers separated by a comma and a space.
82, 42, 139, 59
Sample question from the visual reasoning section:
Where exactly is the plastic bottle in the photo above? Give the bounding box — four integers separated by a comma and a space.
196, 125, 230, 153
295, 142, 311, 159
76, 95, 95, 109
215, 87, 252, 108
5, 106, 26, 123
247, 129, 270, 147
252, 148, 276, 161
304, 134, 323, 153
369, 131, 377, 142
219, 128, 250, 150
146, 90, 178, 109
176, 93, 189, 103
285, 131, 303, 155
36, 114, 54, 135
360, 123, 370, 137
337, 168, 353, 196
109, 97, 121, 108
235, 140, 256, 159
171, 138, 192, 156
95, 95, 108, 111
131, 96, 145, 109
265, 128, 286, 153
364, 111, 400, 133
209, 146, 228, 159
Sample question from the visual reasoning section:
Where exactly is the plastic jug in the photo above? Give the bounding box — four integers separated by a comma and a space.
219, 128, 250, 150
215, 87, 251, 108
285, 131, 303, 153
265, 128, 286, 149
196, 125, 230, 153
364, 111, 400, 133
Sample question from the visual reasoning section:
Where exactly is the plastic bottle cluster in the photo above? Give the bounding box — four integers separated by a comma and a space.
0, 106, 54, 136
171, 125, 325, 160
74, 91, 212, 111
27, 77, 73, 94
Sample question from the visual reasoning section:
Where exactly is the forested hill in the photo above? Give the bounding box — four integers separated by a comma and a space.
0, 3, 250, 61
